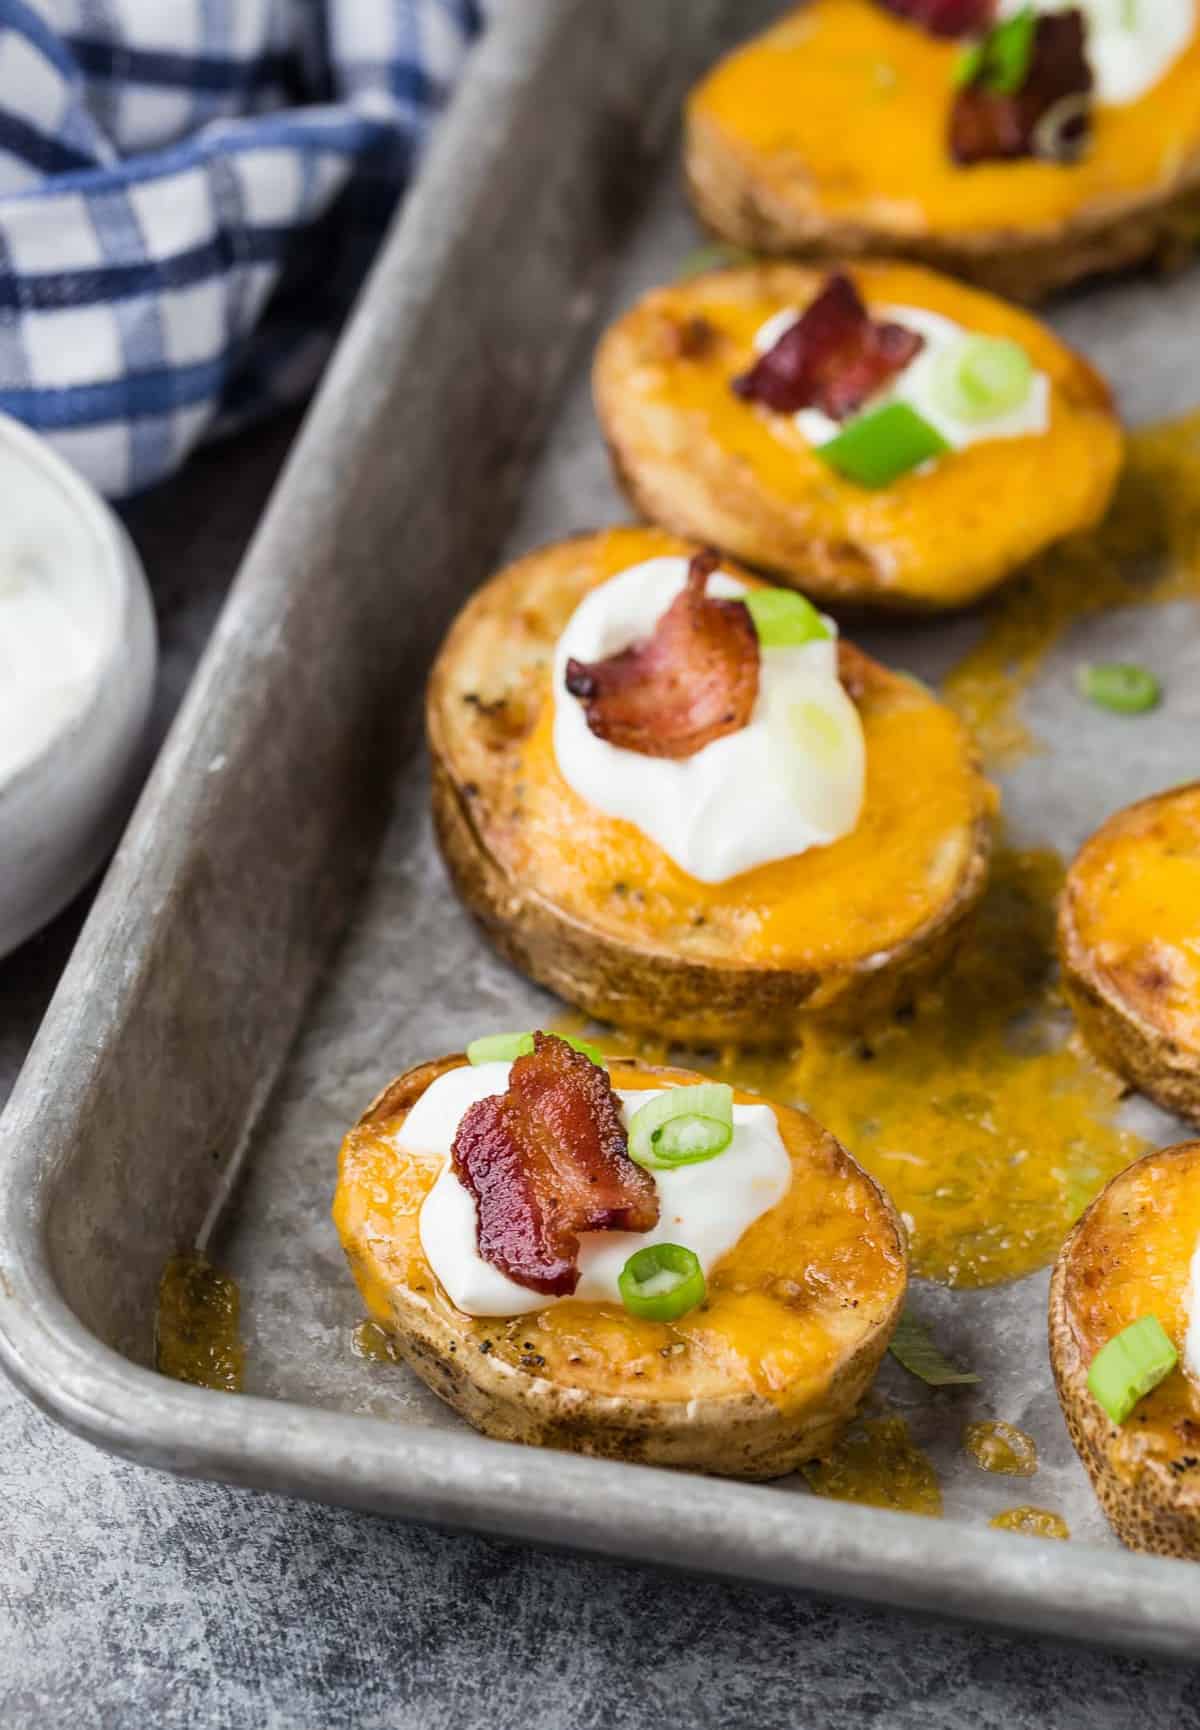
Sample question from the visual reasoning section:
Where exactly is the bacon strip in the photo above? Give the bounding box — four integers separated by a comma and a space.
950, 12, 1092, 166
564, 551, 760, 760
732, 274, 924, 422
876, 0, 995, 36
451, 1032, 659, 1297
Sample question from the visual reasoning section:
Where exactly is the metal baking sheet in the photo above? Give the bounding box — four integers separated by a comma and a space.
2, 0, 1200, 1657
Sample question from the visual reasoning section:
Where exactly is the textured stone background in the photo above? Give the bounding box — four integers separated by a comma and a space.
3, 424, 1200, 1730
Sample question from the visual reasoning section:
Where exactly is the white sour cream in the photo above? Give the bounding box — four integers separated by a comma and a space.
753, 304, 1050, 454
552, 558, 865, 884
0, 543, 109, 786
409, 1061, 793, 1318
1184, 1236, 1200, 1382
997, 0, 1195, 108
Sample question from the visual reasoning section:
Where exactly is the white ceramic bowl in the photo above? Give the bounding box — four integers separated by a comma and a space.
0, 412, 157, 959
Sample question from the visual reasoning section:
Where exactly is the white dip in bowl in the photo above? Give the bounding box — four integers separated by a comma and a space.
0, 412, 156, 958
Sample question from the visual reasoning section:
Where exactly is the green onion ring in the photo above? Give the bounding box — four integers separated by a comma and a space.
930, 336, 1033, 426
744, 587, 831, 648
816, 401, 949, 489
466, 1031, 606, 1067
618, 1243, 707, 1322
1077, 662, 1162, 716
627, 1083, 735, 1170
1087, 1316, 1178, 1424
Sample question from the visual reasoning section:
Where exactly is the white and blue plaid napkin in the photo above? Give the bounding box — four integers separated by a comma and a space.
0, 0, 485, 497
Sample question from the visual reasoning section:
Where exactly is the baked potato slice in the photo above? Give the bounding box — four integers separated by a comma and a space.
427, 526, 995, 1045
593, 261, 1121, 610
1050, 1141, 1200, 1558
686, 1, 1200, 304
334, 1054, 908, 1479
1059, 784, 1200, 1128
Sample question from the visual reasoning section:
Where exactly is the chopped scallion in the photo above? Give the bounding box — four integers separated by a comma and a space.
954, 7, 1036, 95
817, 402, 949, 489
931, 336, 1033, 425
1087, 1316, 1178, 1424
744, 587, 831, 648
1077, 662, 1162, 716
677, 243, 756, 279
618, 1243, 706, 1322
466, 1031, 605, 1067
889, 1310, 981, 1387
627, 1083, 734, 1171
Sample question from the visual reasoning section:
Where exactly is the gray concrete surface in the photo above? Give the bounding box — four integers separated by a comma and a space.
3, 430, 1200, 1730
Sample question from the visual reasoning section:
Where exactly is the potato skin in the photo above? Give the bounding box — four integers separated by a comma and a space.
1049, 1142, 1200, 1558
337, 1057, 908, 1480
427, 527, 994, 1045
593, 262, 1121, 611
685, 1, 1200, 304
432, 756, 986, 1046
686, 104, 1200, 306
1058, 785, 1200, 1129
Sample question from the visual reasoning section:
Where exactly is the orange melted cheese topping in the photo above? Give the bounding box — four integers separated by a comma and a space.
613, 265, 1119, 606
506, 528, 991, 970
333, 1062, 905, 1408
691, 0, 1200, 237
1070, 786, 1200, 1049
1063, 1144, 1200, 1469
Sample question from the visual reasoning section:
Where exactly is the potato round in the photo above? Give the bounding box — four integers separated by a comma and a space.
1049, 1141, 1200, 1558
334, 1055, 908, 1479
593, 261, 1121, 610
686, 0, 1200, 303
1059, 784, 1200, 1128
426, 526, 995, 1045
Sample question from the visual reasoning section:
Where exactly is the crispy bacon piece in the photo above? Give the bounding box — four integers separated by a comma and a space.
564, 551, 760, 760
732, 274, 924, 422
451, 1032, 659, 1296
876, 0, 995, 36
950, 12, 1092, 167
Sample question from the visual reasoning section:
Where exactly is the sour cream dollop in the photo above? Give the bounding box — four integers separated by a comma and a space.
753, 305, 1050, 453
997, 0, 1195, 108
410, 1061, 792, 1318
552, 558, 866, 884
1184, 1236, 1200, 1383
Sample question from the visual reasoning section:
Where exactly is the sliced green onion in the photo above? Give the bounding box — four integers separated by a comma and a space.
889, 1310, 981, 1387
618, 1243, 706, 1322
1077, 662, 1162, 716
954, 39, 984, 89
466, 1031, 606, 1067
954, 7, 1036, 95
1087, 1316, 1178, 1424
627, 1083, 734, 1171
931, 336, 1033, 425
817, 402, 949, 489
744, 587, 832, 648
676, 243, 756, 279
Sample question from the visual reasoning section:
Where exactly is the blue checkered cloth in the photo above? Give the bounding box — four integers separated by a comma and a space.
0, 0, 485, 497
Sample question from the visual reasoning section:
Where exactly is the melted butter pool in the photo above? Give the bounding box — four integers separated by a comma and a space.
156, 1253, 245, 1393
804, 1415, 942, 1517
717, 846, 1146, 1288
990, 1506, 1070, 1540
